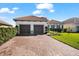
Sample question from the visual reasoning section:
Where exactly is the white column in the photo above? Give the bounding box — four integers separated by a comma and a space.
17, 24, 20, 34
48, 25, 51, 28
44, 24, 48, 33
30, 24, 34, 34
44, 25, 45, 33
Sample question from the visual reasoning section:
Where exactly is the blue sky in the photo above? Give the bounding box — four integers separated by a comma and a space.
0, 3, 79, 26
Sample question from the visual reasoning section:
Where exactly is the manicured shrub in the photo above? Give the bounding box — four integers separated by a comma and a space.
49, 28, 62, 32
0, 27, 17, 45
47, 31, 61, 36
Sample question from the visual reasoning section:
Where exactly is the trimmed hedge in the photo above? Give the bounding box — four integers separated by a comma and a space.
47, 31, 61, 36
0, 27, 17, 45
49, 28, 62, 32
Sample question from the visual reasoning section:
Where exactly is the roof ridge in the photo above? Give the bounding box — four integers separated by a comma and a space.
14, 15, 48, 22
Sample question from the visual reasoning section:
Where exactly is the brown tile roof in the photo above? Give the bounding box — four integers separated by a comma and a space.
14, 16, 48, 22
63, 17, 79, 24
48, 20, 62, 24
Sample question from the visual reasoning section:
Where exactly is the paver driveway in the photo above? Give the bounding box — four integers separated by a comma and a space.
0, 35, 79, 56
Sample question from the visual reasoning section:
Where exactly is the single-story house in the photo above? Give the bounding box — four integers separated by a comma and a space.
63, 17, 79, 32
14, 16, 48, 35
48, 20, 63, 32
0, 18, 12, 28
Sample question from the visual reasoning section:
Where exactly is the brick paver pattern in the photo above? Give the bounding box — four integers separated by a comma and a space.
0, 35, 79, 56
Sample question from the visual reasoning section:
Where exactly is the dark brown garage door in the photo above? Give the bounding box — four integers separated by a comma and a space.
34, 25, 44, 35
20, 25, 30, 36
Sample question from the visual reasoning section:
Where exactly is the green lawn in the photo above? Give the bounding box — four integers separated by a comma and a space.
52, 33, 79, 49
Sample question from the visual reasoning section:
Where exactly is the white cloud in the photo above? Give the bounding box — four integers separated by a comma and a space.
36, 3, 54, 12
12, 7, 19, 10
32, 3, 54, 15
49, 9, 55, 12
0, 7, 19, 14
33, 10, 41, 15
36, 3, 53, 10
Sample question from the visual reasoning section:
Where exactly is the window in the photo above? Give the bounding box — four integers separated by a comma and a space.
51, 25, 55, 29
76, 26, 79, 32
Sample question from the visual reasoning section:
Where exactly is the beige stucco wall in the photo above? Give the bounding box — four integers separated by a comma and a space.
63, 23, 77, 32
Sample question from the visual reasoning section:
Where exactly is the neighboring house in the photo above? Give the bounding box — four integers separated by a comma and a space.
14, 16, 48, 35
0, 18, 12, 28
48, 20, 63, 32
63, 17, 79, 32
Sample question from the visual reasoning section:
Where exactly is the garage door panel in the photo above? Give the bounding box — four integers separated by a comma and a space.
34, 25, 44, 35
20, 25, 30, 36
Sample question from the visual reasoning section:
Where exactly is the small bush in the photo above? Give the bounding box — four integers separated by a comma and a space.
0, 27, 17, 45
63, 29, 67, 32
49, 28, 62, 32
47, 31, 61, 36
